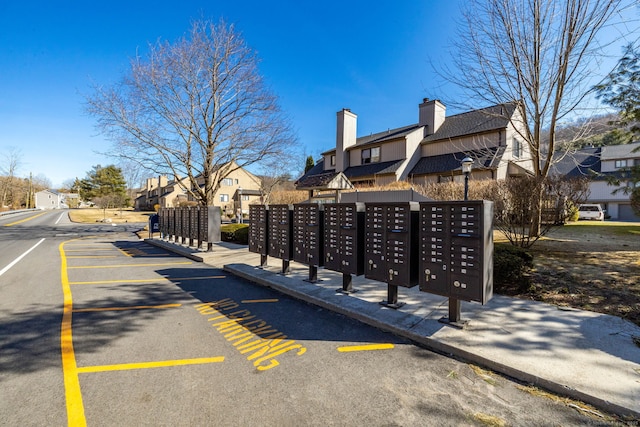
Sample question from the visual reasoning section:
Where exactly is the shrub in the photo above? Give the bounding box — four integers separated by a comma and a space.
493, 244, 534, 292
220, 223, 249, 244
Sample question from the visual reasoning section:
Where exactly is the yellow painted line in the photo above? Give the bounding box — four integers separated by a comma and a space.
68, 261, 192, 269
241, 299, 279, 303
59, 239, 87, 426
3, 212, 47, 226
69, 275, 225, 285
64, 248, 115, 252
73, 303, 182, 313
116, 247, 133, 257
337, 344, 395, 352
67, 256, 118, 259
77, 357, 225, 373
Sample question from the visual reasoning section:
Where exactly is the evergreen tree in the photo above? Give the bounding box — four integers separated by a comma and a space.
304, 155, 315, 173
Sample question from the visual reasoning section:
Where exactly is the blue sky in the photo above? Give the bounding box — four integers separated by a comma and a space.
0, 1, 634, 188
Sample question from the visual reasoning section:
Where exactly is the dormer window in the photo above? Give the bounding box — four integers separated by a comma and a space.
330, 155, 336, 166
615, 160, 628, 168
362, 147, 380, 164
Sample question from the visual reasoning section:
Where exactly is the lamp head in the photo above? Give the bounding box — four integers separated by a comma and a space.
461, 157, 473, 174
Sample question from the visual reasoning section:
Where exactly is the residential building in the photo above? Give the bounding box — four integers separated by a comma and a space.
551, 142, 640, 221
134, 163, 263, 218
297, 99, 534, 194
35, 189, 72, 209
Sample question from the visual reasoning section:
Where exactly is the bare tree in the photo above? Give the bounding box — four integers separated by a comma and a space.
86, 18, 297, 206
0, 147, 22, 209
442, 0, 627, 236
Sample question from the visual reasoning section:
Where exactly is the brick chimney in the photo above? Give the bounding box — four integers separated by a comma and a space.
336, 108, 357, 172
419, 98, 446, 136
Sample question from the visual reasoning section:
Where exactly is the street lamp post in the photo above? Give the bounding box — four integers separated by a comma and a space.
448, 157, 474, 325
238, 187, 243, 224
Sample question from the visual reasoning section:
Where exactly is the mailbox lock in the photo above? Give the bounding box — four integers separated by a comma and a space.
341, 260, 346, 266
453, 280, 461, 288
388, 269, 394, 281
424, 268, 431, 281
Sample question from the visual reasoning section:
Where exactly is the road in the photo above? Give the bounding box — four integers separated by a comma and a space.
0, 210, 625, 426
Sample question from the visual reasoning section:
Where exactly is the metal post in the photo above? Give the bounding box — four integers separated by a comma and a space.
337, 273, 357, 294
447, 157, 472, 325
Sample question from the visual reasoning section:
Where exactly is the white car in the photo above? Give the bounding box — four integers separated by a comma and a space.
577, 204, 605, 221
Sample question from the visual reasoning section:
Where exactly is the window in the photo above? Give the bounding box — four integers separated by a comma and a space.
512, 138, 523, 159
235, 179, 239, 184
330, 155, 336, 166
222, 178, 233, 186
615, 160, 628, 168
220, 194, 229, 202
241, 195, 250, 201
361, 147, 380, 164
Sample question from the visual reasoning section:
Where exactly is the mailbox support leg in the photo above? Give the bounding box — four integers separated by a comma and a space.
439, 298, 468, 329
336, 273, 358, 294
305, 265, 318, 283
259, 254, 268, 268
280, 260, 290, 275
380, 284, 405, 309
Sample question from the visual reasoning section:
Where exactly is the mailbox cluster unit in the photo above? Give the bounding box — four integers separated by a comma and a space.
248, 204, 268, 266
419, 201, 493, 304
324, 203, 365, 276
293, 204, 324, 267
248, 200, 493, 306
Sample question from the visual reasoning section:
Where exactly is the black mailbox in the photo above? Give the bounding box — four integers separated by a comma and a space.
323, 202, 365, 276
419, 200, 493, 304
249, 205, 269, 256
364, 202, 419, 287
293, 204, 324, 267
267, 204, 294, 261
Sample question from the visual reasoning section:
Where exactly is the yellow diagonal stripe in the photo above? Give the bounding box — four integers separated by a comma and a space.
77, 357, 225, 373
337, 344, 395, 352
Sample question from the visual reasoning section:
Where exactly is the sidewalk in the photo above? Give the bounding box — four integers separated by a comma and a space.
146, 239, 640, 419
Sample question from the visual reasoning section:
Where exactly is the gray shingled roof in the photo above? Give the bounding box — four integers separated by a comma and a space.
549, 147, 601, 178
423, 102, 518, 142
409, 147, 506, 176
350, 124, 422, 148
344, 159, 405, 179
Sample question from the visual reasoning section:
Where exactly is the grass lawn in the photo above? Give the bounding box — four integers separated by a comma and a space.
499, 221, 640, 327
68, 208, 156, 224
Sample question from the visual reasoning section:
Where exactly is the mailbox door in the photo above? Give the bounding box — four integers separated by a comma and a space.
364, 204, 387, 282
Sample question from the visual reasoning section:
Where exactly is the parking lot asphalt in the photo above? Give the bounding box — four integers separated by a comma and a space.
146, 238, 640, 419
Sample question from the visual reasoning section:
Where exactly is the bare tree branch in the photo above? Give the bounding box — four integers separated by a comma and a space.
86, 18, 297, 206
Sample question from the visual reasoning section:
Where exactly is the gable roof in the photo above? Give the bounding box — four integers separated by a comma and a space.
423, 102, 518, 143
409, 147, 506, 176
295, 159, 354, 190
